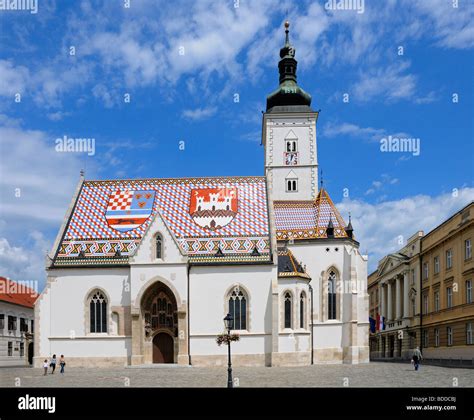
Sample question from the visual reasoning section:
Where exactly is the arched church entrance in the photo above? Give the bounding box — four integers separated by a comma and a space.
142, 282, 178, 363
153, 333, 174, 363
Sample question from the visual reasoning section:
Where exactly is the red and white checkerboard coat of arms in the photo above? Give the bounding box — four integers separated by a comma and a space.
105, 190, 155, 232
189, 188, 238, 230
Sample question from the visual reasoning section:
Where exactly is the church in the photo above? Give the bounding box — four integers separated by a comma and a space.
34, 22, 369, 368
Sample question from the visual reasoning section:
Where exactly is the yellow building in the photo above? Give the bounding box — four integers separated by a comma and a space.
420, 202, 474, 361
368, 201, 474, 364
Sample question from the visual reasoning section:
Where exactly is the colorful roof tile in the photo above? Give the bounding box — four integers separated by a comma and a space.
274, 188, 349, 241
0, 277, 38, 308
54, 177, 271, 265
277, 248, 310, 279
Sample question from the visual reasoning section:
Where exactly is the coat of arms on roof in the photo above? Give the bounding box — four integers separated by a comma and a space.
105, 190, 156, 232
189, 187, 238, 231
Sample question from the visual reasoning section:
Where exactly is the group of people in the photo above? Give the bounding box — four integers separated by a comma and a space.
43, 354, 66, 375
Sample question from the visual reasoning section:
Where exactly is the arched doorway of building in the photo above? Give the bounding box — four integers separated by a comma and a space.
141, 281, 178, 363
153, 332, 174, 363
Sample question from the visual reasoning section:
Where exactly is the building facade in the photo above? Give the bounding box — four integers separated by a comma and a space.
420, 202, 474, 361
0, 277, 36, 367
34, 23, 369, 368
368, 232, 422, 360
369, 202, 474, 363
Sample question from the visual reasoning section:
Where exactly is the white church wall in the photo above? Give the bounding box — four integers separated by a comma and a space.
48, 337, 131, 357
287, 239, 369, 362
313, 324, 343, 348
188, 264, 275, 363
35, 267, 130, 367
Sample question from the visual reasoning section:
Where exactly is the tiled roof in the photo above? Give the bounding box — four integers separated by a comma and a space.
274, 188, 348, 241
277, 248, 310, 279
0, 277, 38, 308
54, 177, 271, 265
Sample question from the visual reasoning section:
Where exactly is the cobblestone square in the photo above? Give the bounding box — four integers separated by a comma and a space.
1, 362, 472, 388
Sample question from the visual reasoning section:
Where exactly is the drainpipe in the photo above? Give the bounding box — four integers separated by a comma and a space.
309, 283, 314, 365
187, 264, 191, 365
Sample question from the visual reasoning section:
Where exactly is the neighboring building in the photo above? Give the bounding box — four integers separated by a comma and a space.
368, 232, 423, 360
34, 22, 369, 368
368, 202, 474, 364
420, 202, 474, 361
0, 277, 37, 367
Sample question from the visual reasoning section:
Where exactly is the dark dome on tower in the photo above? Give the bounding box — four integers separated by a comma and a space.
266, 21, 313, 113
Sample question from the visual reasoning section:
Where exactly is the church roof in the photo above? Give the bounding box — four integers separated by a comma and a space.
52, 176, 272, 266
0, 277, 38, 308
274, 188, 349, 241
277, 248, 310, 279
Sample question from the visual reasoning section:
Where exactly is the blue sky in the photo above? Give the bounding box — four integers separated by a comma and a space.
0, 0, 473, 288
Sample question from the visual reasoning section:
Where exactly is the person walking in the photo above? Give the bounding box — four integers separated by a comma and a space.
43, 359, 49, 376
59, 355, 66, 374
50, 354, 57, 374
412, 346, 423, 371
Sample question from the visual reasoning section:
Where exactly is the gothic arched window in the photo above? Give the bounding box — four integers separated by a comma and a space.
228, 288, 247, 330
300, 292, 306, 329
89, 291, 107, 333
328, 271, 337, 320
155, 234, 163, 259
284, 292, 292, 329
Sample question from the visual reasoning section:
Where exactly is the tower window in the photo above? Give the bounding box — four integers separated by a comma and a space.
286, 140, 297, 152
286, 179, 298, 192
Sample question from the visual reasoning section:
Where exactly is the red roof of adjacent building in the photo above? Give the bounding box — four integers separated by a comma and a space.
0, 277, 38, 308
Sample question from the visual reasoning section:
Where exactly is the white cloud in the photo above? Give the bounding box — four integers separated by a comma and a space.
365, 174, 399, 196
0, 59, 29, 97
353, 61, 417, 102
411, 0, 474, 49
323, 122, 386, 142
182, 106, 217, 121
0, 232, 48, 285
337, 187, 474, 272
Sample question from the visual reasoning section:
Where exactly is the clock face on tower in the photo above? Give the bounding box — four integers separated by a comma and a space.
285, 152, 298, 165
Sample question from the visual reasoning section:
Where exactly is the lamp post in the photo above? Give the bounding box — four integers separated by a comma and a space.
308, 284, 314, 365
223, 313, 234, 388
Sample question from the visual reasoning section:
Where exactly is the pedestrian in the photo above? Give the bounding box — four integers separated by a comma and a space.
50, 354, 57, 374
59, 355, 66, 374
43, 359, 48, 376
412, 346, 423, 371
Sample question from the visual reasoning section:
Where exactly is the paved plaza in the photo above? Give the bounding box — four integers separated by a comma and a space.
0, 362, 472, 388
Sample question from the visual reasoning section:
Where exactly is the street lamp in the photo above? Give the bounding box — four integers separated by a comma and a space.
223, 313, 234, 388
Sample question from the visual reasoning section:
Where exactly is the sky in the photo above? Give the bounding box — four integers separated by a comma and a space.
0, 0, 473, 290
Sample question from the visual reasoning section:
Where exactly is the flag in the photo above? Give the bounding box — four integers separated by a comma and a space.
369, 317, 376, 333
376, 314, 385, 331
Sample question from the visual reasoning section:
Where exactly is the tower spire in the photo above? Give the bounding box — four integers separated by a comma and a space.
265, 21, 312, 112
284, 20, 290, 46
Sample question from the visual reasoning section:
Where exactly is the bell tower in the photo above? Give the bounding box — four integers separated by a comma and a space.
262, 21, 319, 201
